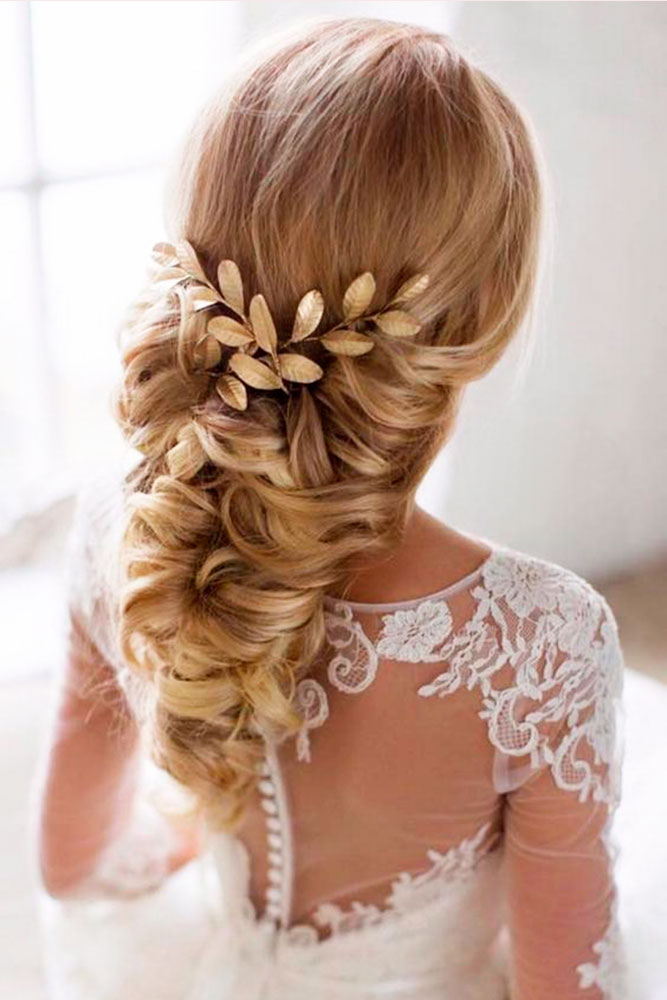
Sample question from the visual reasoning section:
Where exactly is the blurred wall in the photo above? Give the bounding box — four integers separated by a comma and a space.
424, 2, 667, 578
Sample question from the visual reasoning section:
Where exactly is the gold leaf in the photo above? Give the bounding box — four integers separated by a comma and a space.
153, 266, 189, 284
193, 335, 222, 369
207, 316, 254, 347
277, 353, 324, 383
391, 273, 430, 304
217, 260, 244, 316
249, 294, 278, 357
186, 285, 222, 311
151, 241, 178, 265
342, 272, 375, 321
291, 289, 324, 342
216, 374, 248, 410
228, 352, 284, 390
175, 239, 208, 283
320, 329, 375, 356
166, 435, 205, 480
374, 310, 421, 337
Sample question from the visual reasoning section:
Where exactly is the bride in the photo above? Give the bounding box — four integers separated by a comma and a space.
32, 16, 664, 1000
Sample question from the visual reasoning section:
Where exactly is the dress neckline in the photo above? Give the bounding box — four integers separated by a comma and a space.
322, 542, 499, 613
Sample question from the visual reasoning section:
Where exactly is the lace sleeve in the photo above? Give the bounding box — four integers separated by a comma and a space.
36, 474, 186, 901
503, 586, 628, 999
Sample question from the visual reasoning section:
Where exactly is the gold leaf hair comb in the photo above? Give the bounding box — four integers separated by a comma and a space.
149, 240, 430, 411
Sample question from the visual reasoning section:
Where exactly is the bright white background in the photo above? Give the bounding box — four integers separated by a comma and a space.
0, 1, 665, 683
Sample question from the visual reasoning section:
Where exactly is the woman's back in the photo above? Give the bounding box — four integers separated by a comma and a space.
65, 474, 626, 997
239, 541, 502, 934
232, 542, 625, 995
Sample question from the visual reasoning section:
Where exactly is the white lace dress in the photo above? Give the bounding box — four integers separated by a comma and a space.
37, 476, 666, 1000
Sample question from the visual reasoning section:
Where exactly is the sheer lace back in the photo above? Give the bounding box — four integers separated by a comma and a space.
64, 475, 627, 998
236, 570, 506, 944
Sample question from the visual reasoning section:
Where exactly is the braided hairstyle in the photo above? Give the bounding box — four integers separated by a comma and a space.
111, 17, 543, 830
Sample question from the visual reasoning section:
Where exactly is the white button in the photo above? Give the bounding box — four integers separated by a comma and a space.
268, 849, 282, 865
265, 816, 281, 831
267, 832, 282, 850
258, 778, 276, 796
265, 902, 281, 919
266, 886, 281, 903
268, 868, 282, 885
261, 797, 278, 815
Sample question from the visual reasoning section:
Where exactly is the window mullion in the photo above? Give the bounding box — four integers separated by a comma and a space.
20, 2, 62, 467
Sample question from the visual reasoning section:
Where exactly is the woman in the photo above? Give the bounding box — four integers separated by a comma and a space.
34, 16, 637, 1000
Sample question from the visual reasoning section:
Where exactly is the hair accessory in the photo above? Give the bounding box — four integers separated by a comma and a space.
149, 240, 430, 411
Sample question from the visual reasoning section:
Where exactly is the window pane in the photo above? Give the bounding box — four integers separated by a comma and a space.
40, 168, 167, 477
31, 0, 243, 175
0, 3, 32, 184
0, 193, 53, 529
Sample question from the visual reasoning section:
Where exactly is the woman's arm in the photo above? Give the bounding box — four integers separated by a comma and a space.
503, 595, 627, 998
504, 754, 623, 997
36, 611, 142, 898
35, 478, 203, 900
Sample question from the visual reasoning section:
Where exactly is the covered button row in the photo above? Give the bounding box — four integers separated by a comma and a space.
259, 761, 284, 921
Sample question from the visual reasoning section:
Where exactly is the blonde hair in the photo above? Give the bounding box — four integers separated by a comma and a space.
112, 17, 543, 830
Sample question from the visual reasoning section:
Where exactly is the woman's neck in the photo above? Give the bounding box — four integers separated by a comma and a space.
328, 505, 492, 605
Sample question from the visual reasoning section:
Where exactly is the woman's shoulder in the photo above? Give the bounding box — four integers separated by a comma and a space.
69, 469, 126, 539
475, 540, 624, 682
413, 532, 624, 699
63, 463, 159, 723
64, 467, 130, 663
418, 537, 625, 806
413, 510, 617, 633
66, 449, 142, 567
478, 539, 618, 627
400, 508, 614, 618
471, 540, 625, 725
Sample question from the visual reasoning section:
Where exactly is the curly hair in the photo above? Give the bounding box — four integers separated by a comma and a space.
111, 17, 543, 830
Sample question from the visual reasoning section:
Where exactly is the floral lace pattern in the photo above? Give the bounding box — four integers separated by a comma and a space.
576, 906, 626, 995
415, 550, 624, 807
324, 603, 379, 692
293, 603, 379, 761
375, 600, 453, 662
576, 913, 624, 994
310, 819, 497, 936
60, 797, 176, 901
571, 811, 627, 995
286, 546, 626, 994
306, 548, 623, 810
294, 679, 329, 763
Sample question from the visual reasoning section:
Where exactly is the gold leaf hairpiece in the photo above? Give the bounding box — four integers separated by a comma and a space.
148, 240, 430, 411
